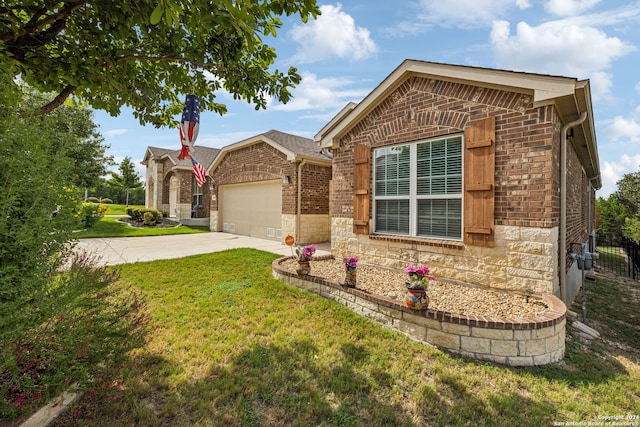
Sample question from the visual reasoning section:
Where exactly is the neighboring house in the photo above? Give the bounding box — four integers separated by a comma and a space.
141, 146, 220, 223
315, 59, 600, 305
208, 129, 332, 244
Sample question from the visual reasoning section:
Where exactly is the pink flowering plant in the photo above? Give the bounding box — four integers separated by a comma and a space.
342, 256, 358, 270
404, 264, 436, 290
295, 244, 316, 262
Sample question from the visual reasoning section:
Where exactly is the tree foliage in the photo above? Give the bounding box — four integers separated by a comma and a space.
596, 195, 629, 242
18, 89, 114, 188
0, 0, 320, 126
0, 78, 111, 312
597, 169, 640, 243
110, 157, 143, 191
615, 170, 640, 215
105, 157, 145, 205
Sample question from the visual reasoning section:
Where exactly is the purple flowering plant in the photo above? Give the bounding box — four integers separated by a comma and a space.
296, 244, 316, 262
342, 256, 358, 270
404, 264, 436, 290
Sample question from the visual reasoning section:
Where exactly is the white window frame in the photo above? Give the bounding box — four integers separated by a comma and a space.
373, 134, 464, 240
192, 176, 203, 207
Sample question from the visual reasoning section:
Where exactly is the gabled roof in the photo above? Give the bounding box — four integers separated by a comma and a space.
141, 146, 220, 170
209, 129, 332, 173
315, 59, 599, 187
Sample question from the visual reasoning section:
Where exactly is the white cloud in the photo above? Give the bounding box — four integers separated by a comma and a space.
289, 3, 377, 63
600, 154, 640, 197
544, 0, 600, 16
272, 72, 370, 113
490, 20, 634, 100
603, 115, 640, 144
415, 0, 530, 29
104, 129, 128, 137
589, 71, 614, 102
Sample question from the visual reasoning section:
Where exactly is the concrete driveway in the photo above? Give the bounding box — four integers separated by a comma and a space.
74, 232, 331, 266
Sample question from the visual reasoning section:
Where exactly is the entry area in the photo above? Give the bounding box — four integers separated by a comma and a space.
220, 180, 283, 240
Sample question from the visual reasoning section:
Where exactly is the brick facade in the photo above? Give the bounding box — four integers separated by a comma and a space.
333, 76, 563, 228
209, 141, 331, 243
209, 142, 331, 216
210, 142, 292, 211
329, 75, 596, 296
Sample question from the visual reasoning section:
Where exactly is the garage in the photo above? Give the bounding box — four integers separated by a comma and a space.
220, 180, 283, 240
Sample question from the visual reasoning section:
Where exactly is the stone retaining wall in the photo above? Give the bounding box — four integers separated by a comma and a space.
272, 256, 566, 366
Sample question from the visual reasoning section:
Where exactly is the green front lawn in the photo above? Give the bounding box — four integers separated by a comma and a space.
74, 216, 209, 238
103, 204, 145, 215
52, 249, 639, 427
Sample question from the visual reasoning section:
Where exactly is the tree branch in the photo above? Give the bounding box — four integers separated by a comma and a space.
2, 1, 85, 44
39, 84, 77, 115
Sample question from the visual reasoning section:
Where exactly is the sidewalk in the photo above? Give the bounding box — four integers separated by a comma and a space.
74, 232, 332, 266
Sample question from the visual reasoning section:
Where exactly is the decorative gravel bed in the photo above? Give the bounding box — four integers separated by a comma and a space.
280, 258, 551, 320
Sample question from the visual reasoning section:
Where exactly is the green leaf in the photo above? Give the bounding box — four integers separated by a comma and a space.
1, 0, 322, 126
150, 2, 164, 25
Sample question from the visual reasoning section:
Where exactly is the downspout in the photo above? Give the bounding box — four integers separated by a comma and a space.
296, 159, 308, 244
560, 111, 587, 304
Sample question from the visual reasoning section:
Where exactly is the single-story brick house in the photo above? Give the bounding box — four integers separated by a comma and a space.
314, 59, 600, 305
208, 129, 332, 244
142, 146, 220, 222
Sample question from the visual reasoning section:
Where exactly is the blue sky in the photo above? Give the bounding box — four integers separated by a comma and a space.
94, 0, 640, 197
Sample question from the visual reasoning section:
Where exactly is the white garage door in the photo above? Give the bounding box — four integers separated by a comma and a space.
220, 180, 282, 240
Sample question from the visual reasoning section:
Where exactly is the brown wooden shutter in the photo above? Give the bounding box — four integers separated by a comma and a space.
464, 117, 495, 247
353, 144, 371, 235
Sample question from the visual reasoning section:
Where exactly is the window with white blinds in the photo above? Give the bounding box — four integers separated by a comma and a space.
374, 135, 463, 240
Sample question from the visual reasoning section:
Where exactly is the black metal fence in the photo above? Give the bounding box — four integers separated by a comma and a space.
595, 234, 640, 279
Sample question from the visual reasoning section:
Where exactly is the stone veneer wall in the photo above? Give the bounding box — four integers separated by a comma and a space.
273, 256, 566, 366
297, 214, 331, 245
281, 214, 296, 243
331, 218, 559, 295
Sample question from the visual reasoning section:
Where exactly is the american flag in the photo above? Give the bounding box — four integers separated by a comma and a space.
190, 155, 207, 187
178, 95, 200, 160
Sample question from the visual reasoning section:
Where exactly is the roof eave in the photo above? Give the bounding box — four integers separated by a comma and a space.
556, 81, 601, 189
292, 154, 332, 167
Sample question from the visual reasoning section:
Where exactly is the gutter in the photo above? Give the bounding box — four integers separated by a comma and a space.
560, 111, 587, 304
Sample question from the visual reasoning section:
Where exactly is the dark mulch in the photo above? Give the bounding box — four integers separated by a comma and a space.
117, 217, 180, 228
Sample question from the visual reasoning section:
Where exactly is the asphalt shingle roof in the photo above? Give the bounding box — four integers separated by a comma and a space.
260, 129, 332, 161
146, 146, 220, 169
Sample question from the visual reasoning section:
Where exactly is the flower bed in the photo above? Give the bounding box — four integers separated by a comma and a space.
272, 255, 566, 366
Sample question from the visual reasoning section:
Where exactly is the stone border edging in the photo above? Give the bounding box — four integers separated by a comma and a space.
272, 255, 566, 366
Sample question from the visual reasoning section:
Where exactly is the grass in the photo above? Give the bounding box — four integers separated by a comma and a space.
596, 245, 628, 269
103, 204, 145, 215
74, 216, 209, 238
50, 249, 639, 427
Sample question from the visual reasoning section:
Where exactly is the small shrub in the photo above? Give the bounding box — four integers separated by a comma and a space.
78, 202, 107, 228
143, 211, 155, 226
100, 198, 113, 204
86, 196, 99, 203
127, 208, 161, 225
